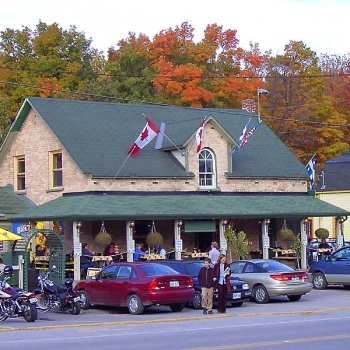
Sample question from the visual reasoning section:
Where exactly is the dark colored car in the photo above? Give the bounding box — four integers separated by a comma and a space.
153, 260, 251, 309
75, 262, 195, 315
308, 245, 350, 290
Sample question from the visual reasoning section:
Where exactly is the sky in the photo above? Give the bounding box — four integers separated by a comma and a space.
1, 0, 350, 57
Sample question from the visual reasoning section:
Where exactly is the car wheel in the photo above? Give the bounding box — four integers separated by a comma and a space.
79, 290, 91, 310
312, 272, 328, 290
231, 302, 243, 307
170, 303, 185, 312
191, 291, 202, 310
253, 285, 270, 304
287, 295, 302, 302
127, 294, 144, 315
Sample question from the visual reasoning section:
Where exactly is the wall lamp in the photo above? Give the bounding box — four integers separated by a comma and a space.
265, 218, 271, 225
177, 220, 183, 227
339, 216, 348, 223
129, 221, 135, 228
76, 222, 82, 234
222, 219, 228, 227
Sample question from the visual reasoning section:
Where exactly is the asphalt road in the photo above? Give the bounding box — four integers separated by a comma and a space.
2, 287, 350, 350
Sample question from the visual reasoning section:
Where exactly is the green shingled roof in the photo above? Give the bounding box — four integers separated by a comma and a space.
9, 192, 349, 222
0, 186, 34, 215
9, 97, 309, 179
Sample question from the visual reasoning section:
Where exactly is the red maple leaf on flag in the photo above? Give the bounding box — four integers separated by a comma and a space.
140, 128, 149, 140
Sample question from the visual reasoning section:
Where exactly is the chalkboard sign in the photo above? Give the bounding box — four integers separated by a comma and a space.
13, 240, 27, 252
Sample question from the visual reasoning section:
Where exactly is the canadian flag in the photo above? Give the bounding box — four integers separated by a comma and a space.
127, 117, 160, 157
196, 120, 205, 153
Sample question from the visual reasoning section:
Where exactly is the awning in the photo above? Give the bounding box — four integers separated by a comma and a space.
0, 227, 23, 241
184, 221, 216, 233
8, 191, 350, 222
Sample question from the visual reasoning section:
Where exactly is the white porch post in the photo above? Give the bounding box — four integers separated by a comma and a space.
300, 219, 308, 270
126, 221, 135, 262
262, 219, 270, 259
73, 221, 81, 281
336, 217, 346, 248
219, 219, 227, 255
18, 255, 24, 289
174, 220, 183, 260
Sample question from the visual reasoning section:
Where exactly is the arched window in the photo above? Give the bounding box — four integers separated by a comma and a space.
199, 149, 216, 188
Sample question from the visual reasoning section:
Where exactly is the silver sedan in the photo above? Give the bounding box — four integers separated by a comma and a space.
230, 259, 312, 304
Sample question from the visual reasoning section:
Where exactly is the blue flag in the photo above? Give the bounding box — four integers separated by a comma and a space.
306, 154, 316, 190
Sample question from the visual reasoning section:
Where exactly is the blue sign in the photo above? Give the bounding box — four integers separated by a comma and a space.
11, 222, 28, 237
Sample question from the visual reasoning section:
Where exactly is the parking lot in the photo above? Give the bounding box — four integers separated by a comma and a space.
1, 286, 349, 332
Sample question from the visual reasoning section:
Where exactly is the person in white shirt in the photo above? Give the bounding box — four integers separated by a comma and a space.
208, 241, 220, 266
0, 258, 5, 273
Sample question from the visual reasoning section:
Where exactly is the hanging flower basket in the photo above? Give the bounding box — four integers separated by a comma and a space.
278, 228, 294, 241
315, 228, 330, 239
94, 231, 112, 248
146, 231, 163, 247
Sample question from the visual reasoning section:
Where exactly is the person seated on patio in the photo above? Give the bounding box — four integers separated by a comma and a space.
155, 245, 166, 256
103, 242, 122, 263
133, 243, 147, 261
318, 238, 331, 250
35, 244, 45, 257
103, 242, 115, 256
318, 238, 332, 255
80, 243, 97, 269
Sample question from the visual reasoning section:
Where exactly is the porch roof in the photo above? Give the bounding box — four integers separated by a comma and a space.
9, 191, 350, 222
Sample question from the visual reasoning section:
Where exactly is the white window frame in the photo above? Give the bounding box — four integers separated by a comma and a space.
198, 149, 216, 189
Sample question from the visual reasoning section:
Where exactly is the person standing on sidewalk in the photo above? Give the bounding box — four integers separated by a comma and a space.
214, 254, 232, 313
198, 257, 217, 315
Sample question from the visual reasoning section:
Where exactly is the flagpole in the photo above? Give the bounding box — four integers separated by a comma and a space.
159, 130, 185, 156
292, 153, 316, 187
109, 151, 133, 185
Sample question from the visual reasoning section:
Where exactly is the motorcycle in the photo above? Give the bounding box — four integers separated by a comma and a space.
34, 265, 81, 315
0, 265, 38, 322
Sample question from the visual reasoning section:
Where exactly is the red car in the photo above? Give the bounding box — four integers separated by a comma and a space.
76, 262, 194, 315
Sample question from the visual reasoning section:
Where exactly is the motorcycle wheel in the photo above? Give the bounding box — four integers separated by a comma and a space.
69, 301, 81, 315
35, 292, 50, 310
0, 313, 8, 321
22, 303, 37, 322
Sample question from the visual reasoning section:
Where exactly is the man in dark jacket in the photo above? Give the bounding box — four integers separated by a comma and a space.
198, 257, 217, 314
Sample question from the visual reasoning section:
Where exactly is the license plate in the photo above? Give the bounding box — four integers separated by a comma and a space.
73, 297, 81, 302
231, 293, 241, 299
29, 298, 37, 303
292, 277, 300, 283
170, 281, 179, 287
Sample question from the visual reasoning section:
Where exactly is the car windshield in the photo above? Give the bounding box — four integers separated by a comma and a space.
255, 260, 294, 272
139, 264, 180, 276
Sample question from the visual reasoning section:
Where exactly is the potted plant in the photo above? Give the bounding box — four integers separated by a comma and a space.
146, 231, 163, 253
232, 231, 249, 260
224, 227, 248, 261
315, 228, 330, 240
94, 231, 112, 250
278, 228, 294, 242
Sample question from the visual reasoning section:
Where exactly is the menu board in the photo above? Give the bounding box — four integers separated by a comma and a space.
13, 239, 27, 252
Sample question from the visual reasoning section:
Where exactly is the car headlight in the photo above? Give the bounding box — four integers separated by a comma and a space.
242, 283, 249, 290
